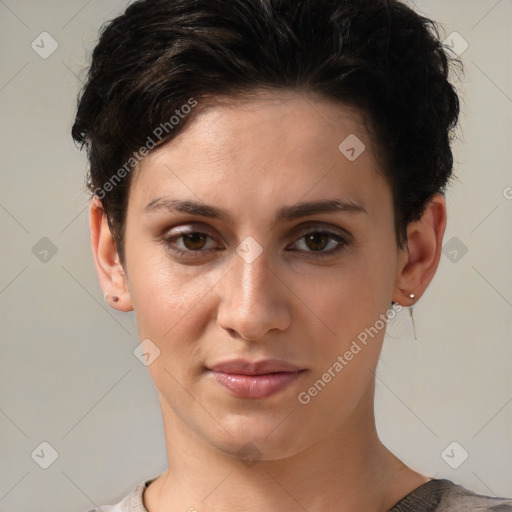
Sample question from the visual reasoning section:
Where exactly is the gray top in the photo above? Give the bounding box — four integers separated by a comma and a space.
388, 479, 512, 511
86, 477, 512, 512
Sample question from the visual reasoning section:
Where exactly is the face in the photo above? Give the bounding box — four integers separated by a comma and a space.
122, 91, 405, 459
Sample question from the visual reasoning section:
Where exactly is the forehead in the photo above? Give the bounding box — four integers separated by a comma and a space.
130, 90, 389, 215
175, 91, 376, 160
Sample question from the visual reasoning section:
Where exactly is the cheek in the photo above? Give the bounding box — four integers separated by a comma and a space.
127, 246, 223, 357
128, 257, 216, 393
291, 258, 391, 413
289, 245, 395, 341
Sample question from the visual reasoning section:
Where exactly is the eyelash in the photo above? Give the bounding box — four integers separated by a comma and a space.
161, 227, 350, 260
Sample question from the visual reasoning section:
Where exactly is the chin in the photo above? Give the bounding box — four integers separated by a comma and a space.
206, 412, 312, 462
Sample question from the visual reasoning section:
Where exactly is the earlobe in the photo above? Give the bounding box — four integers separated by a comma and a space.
392, 193, 447, 305
89, 196, 133, 312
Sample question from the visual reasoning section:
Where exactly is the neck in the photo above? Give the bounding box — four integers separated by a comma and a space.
144, 381, 427, 512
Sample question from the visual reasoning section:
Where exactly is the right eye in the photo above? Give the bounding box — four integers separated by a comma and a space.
162, 229, 221, 259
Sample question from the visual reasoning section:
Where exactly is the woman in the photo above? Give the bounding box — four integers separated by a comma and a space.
72, 0, 512, 510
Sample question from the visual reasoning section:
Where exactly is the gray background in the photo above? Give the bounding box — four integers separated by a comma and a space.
0, 0, 511, 511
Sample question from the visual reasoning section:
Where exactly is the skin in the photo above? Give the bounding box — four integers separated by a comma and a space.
90, 90, 446, 512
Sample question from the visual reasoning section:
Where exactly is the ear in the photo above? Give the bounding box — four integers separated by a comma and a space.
392, 192, 447, 306
89, 196, 133, 312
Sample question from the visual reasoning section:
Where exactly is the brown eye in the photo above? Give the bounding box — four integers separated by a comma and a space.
182, 232, 208, 250
162, 229, 219, 260
304, 233, 330, 251
289, 229, 349, 259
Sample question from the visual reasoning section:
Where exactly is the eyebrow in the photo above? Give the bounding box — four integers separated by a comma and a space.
144, 197, 367, 222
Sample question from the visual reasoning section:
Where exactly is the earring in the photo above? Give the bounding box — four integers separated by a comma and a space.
408, 293, 417, 340
104, 292, 119, 303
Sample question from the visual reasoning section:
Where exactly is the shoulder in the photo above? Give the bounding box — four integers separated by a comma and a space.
437, 479, 512, 511
390, 479, 512, 512
82, 476, 157, 512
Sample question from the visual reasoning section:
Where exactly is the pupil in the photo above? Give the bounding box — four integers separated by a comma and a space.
184, 233, 206, 250
306, 233, 328, 251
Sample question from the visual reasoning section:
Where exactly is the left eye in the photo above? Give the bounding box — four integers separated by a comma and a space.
290, 231, 348, 254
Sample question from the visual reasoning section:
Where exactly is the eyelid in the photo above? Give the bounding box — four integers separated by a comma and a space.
162, 223, 220, 243
292, 221, 350, 237
162, 226, 219, 248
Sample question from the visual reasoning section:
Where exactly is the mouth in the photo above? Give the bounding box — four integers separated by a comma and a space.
207, 358, 307, 399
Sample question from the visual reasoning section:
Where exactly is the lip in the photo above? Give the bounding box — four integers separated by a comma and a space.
208, 358, 303, 375
207, 358, 306, 399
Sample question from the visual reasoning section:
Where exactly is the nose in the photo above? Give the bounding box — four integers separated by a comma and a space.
216, 249, 292, 342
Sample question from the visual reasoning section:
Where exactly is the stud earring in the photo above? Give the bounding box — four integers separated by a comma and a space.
104, 292, 119, 303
